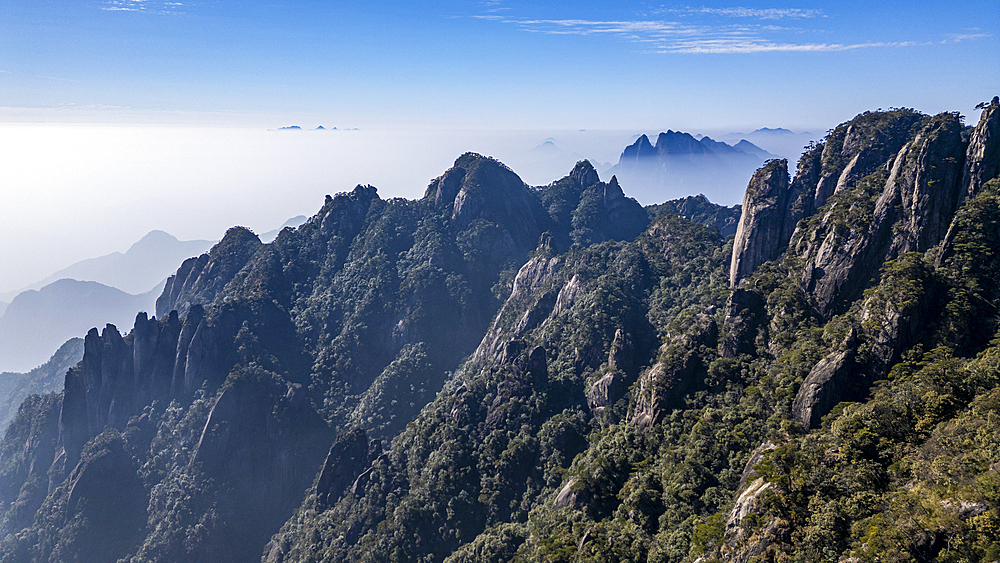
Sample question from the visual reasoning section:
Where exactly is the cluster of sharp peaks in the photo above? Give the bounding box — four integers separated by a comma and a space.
0, 99, 998, 563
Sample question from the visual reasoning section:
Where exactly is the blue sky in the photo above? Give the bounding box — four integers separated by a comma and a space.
1, 1, 998, 294
2, 0, 997, 130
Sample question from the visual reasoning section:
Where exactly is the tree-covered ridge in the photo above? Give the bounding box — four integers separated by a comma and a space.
0, 154, 653, 562
263, 103, 1000, 563
0, 101, 998, 563
265, 212, 733, 563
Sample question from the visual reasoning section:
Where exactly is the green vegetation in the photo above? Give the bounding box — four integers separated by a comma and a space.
0, 109, 998, 563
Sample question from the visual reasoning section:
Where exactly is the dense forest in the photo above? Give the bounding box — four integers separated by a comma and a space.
0, 99, 998, 563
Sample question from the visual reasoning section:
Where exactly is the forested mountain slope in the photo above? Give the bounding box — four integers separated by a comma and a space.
266, 101, 1000, 563
1, 100, 998, 563
0, 156, 650, 562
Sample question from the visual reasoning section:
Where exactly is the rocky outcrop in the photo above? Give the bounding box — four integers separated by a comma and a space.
793, 254, 937, 428
56, 430, 146, 562
812, 110, 925, 208
553, 477, 585, 509
719, 289, 766, 358
156, 226, 263, 317
187, 373, 332, 562
594, 176, 651, 243
721, 441, 779, 563
783, 142, 824, 239
0, 394, 64, 534
425, 153, 548, 255
961, 97, 1000, 201
586, 329, 634, 415
729, 109, 935, 299
791, 347, 856, 428
60, 310, 229, 468
729, 159, 790, 286
313, 428, 378, 509
535, 160, 650, 251
485, 342, 549, 430
631, 313, 717, 430
474, 255, 566, 363
796, 113, 965, 317
568, 159, 601, 189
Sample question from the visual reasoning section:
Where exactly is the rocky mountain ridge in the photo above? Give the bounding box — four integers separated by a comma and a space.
0, 100, 998, 563
607, 130, 778, 204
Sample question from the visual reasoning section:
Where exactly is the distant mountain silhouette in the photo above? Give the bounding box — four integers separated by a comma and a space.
529, 140, 562, 155
260, 215, 308, 243
0, 279, 160, 372
606, 131, 778, 204
720, 127, 821, 163
1, 230, 214, 299
0, 338, 83, 429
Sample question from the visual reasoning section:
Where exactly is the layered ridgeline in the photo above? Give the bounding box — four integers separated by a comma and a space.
264, 102, 1000, 562
0, 154, 651, 562
606, 131, 778, 204
1, 100, 999, 563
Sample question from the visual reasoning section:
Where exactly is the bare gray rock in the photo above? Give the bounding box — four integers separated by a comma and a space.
961, 99, 1000, 202
791, 348, 856, 428
729, 159, 790, 287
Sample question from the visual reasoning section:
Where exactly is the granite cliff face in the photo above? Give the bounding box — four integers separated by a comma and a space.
793, 112, 966, 318
727, 106, 1000, 431
729, 159, 790, 287
0, 154, 659, 562
960, 97, 1000, 201
3, 103, 1000, 563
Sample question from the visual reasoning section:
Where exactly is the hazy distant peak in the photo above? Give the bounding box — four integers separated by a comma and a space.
655, 130, 713, 155
139, 229, 177, 241
733, 139, 776, 158
621, 135, 656, 162
752, 127, 795, 135
0, 278, 159, 372
529, 140, 562, 155
280, 215, 307, 229
2, 230, 217, 299
608, 129, 784, 204
127, 229, 179, 251
260, 215, 309, 243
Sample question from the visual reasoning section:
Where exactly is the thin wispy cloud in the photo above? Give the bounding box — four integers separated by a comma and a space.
946, 32, 991, 42
662, 40, 920, 54
101, 0, 186, 14
37, 75, 78, 82
478, 0, 508, 13
474, 7, 936, 55
664, 6, 825, 19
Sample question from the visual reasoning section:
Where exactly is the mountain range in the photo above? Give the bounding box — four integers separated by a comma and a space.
0, 338, 83, 431
0, 279, 161, 372
0, 222, 304, 373
606, 131, 779, 204
0, 230, 215, 300
0, 99, 997, 563
719, 126, 819, 162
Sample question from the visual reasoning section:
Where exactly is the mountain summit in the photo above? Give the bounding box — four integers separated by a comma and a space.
607, 130, 777, 204
1, 101, 999, 563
